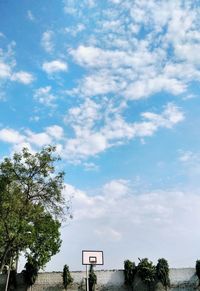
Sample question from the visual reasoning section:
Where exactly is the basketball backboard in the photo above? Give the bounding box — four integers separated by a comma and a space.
82, 250, 104, 265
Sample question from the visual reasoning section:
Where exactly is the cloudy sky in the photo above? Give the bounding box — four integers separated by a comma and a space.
1, 0, 200, 271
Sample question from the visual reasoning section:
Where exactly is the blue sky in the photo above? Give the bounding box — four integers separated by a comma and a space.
1, 0, 200, 271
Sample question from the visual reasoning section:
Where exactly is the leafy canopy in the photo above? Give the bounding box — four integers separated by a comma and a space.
0, 146, 69, 272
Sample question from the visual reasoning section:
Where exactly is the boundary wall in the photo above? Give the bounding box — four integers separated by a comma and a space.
0, 268, 198, 290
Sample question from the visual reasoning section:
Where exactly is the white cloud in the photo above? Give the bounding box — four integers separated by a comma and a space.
65, 98, 101, 130
80, 73, 120, 96
42, 60, 68, 74
51, 179, 200, 270
0, 44, 34, 86
66, 0, 200, 108
69, 45, 155, 69
0, 62, 11, 78
63, 0, 78, 15
175, 43, 200, 64
65, 133, 107, 158
63, 0, 95, 15
141, 103, 184, 129
64, 24, 86, 37
34, 86, 56, 106
125, 77, 186, 100
95, 227, 122, 241
41, 31, 54, 53
102, 179, 130, 199
62, 102, 184, 161
11, 71, 34, 84
12, 142, 34, 154
27, 10, 35, 21
69, 44, 187, 99
179, 151, 195, 163
46, 125, 64, 140
0, 102, 183, 162
0, 128, 24, 143
26, 130, 52, 147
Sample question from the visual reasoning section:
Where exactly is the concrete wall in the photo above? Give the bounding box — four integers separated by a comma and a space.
0, 268, 199, 291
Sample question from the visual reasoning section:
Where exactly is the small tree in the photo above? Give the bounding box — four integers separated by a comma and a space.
124, 259, 137, 286
89, 265, 97, 291
196, 260, 200, 285
137, 258, 156, 290
156, 258, 170, 288
63, 264, 73, 290
23, 258, 39, 287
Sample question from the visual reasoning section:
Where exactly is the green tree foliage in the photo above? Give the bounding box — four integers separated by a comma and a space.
137, 258, 156, 286
89, 265, 97, 291
196, 260, 200, 284
0, 146, 69, 272
156, 258, 170, 288
124, 259, 137, 286
62, 264, 73, 290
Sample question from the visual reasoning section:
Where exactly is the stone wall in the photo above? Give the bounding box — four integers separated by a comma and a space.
0, 268, 199, 290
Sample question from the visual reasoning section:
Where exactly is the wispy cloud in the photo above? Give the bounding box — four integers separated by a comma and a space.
34, 86, 57, 107
27, 10, 35, 22
42, 60, 68, 74
0, 102, 184, 163
0, 43, 34, 85
66, 0, 200, 105
61, 102, 184, 161
55, 179, 200, 269
41, 30, 54, 53
0, 62, 11, 79
11, 71, 34, 84
0, 128, 24, 144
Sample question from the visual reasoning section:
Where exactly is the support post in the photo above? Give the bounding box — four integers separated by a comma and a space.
86, 264, 89, 291
5, 257, 12, 291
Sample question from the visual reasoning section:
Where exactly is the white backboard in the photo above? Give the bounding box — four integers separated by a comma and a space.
82, 250, 104, 265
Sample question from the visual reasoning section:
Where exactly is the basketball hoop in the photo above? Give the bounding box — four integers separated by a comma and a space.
82, 250, 104, 291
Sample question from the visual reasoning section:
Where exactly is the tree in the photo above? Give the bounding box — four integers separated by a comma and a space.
23, 257, 39, 287
196, 260, 200, 286
156, 258, 170, 288
0, 146, 69, 272
62, 264, 73, 290
124, 259, 137, 286
137, 258, 156, 290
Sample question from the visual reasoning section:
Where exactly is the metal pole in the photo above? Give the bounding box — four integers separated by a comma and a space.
5, 257, 12, 291
86, 264, 89, 291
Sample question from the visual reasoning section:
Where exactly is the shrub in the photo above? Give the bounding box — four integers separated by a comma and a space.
23, 259, 39, 286
156, 258, 170, 288
124, 259, 137, 286
137, 258, 156, 285
9, 268, 17, 289
63, 264, 73, 290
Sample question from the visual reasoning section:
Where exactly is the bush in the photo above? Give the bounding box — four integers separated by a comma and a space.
9, 269, 17, 289
124, 259, 137, 286
23, 259, 39, 286
63, 264, 73, 290
137, 258, 156, 285
156, 258, 170, 288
